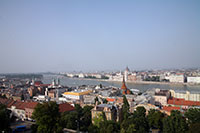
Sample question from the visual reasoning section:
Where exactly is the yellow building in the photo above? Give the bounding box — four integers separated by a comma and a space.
62, 89, 92, 100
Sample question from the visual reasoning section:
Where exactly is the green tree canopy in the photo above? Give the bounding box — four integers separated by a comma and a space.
99, 120, 120, 133
32, 101, 62, 133
132, 106, 149, 133
122, 95, 130, 121
163, 110, 188, 133
0, 104, 11, 132
147, 109, 164, 131
185, 108, 200, 125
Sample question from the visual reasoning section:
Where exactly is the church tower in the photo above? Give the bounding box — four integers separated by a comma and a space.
121, 76, 131, 95
124, 66, 130, 82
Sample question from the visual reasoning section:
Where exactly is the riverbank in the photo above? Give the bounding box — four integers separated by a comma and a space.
66, 77, 200, 86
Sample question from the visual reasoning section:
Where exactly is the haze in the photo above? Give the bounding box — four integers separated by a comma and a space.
0, 0, 200, 73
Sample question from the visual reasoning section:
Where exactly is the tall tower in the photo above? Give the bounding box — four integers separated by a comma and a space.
121, 76, 131, 95
124, 66, 130, 82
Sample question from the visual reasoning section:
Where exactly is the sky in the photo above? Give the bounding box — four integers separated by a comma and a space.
0, 0, 200, 73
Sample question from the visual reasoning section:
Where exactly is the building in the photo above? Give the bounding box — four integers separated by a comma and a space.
25, 102, 38, 120
91, 104, 120, 122
154, 89, 170, 106
62, 89, 93, 100
167, 97, 200, 109
124, 66, 130, 82
121, 76, 131, 95
168, 74, 185, 83
28, 86, 38, 97
162, 106, 181, 115
59, 102, 75, 113
128, 74, 137, 82
187, 77, 200, 84
131, 103, 159, 114
170, 90, 200, 102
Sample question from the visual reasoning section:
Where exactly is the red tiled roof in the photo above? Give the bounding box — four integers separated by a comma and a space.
59, 102, 75, 113
168, 98, 200, 106
0, 98, 39, 110
39, 84, 50, 87
34, 81, 43, 86
163, 106, 180, 112
24, 102, 38, 109
0, 98, 15, 108
106, 98, 115, 102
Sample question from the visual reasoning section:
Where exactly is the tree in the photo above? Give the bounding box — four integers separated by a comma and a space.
99, 120, 120, 133
188, 123, 200, 133
61, 111, 78, 130
147, 109, 164, 131
127, 124, 136, 133
93, 113, 105, 128
32, 101, 62, 133
102, 98, 108, 104
132, 107, 149, 133
185, 108, 200, 133
0, 104, 11, 132
100, 84, 103, 88
163, 110, 188, 133
80, 105, 93, 131
122, 95, 130, 121
21, 94, 24, 100
94, 97, 99, 104
185, 108, 200, 125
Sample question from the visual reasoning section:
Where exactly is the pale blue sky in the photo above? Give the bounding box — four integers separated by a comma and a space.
0, 0, 200, 73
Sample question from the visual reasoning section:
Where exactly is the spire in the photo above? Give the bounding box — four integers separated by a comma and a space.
121, 75, 127, 90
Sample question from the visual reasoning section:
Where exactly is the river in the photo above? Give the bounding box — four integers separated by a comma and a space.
42, 74, 200, 92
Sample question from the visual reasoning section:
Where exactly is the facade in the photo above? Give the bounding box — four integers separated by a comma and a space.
91, 104, 120, 122
62, 89, 93, 100
121, 76, 131, 95
131, 103, 159, 114
170, 90, 200, 102
154, 89, 170, 106
168, 74, 185, 83
187, 77, 200, 84
124, 66, 130, 82
28, 86, 38, 97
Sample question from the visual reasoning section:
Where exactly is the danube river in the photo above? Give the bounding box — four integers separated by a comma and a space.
42, 74, 200, 92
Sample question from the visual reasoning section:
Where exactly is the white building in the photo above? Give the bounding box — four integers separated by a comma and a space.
78, 73, 85, 78
124, 66, 130, 82
187, 77, 200, 84
169, 74, 185, 83
170, 90, 200, 102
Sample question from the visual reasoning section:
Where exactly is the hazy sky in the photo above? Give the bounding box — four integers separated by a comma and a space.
0, 0, 200, 73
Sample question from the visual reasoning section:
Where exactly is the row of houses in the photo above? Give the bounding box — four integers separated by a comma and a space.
0, 98, 75, 121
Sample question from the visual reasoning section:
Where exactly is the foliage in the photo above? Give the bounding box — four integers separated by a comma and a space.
94, 97, 99, 104
21, 94, 24, 100
93, 112, 105, 128
102, 98, 108, 104
99, 120, 120, 133
185, 108, 200, 133
163, 110, 188, 133
61, 105, 93, 132
88, 124, 99, 133
144, 76, 160, 82
122, 95, 130, 121
147, 109, 164, 131
127, 124, 136, 133
0, 104, 11, 132
188, 123, 200, 133
185, 108, 200, 125
32, 101, 62, 133
132, 107, 149, 133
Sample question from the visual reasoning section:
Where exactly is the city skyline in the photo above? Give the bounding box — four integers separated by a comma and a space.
0, 0, 200, 73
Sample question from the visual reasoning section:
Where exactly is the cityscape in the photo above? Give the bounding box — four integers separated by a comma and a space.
1, 0, 200, 133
